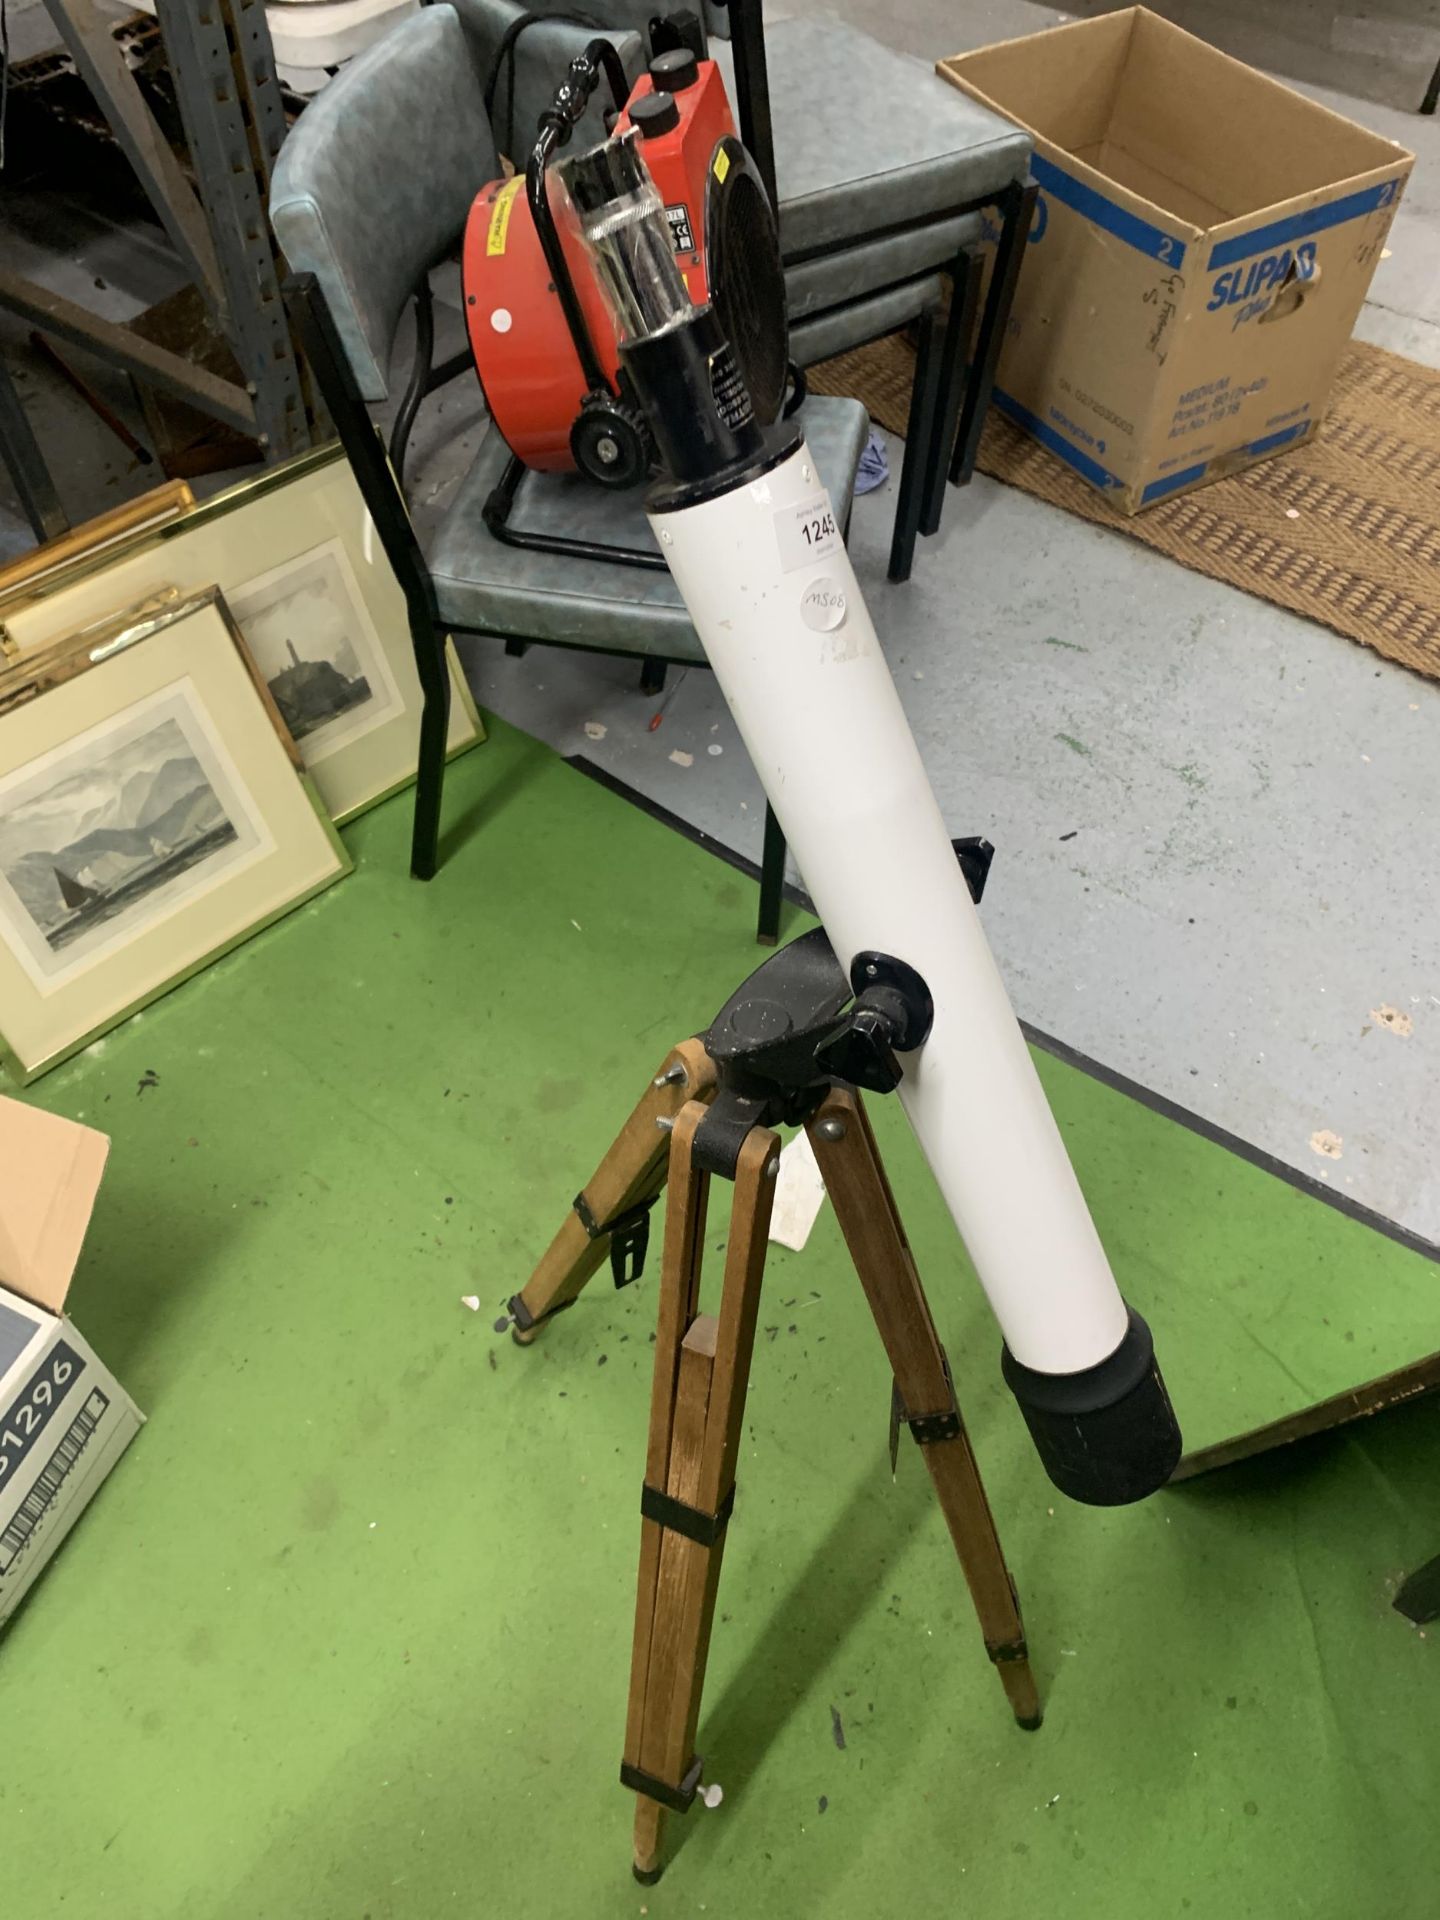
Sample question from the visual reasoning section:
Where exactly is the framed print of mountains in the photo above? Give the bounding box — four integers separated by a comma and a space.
0, 590, 349, 1083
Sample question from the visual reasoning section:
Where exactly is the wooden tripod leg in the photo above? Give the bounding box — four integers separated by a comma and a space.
807, 1089, 1042, 1730
508, 1038, 716, 1342
624, 1123, 780, 1882
625, 1101, 712, 1806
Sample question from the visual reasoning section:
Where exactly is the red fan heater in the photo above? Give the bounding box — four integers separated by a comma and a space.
461, 41, 789, 555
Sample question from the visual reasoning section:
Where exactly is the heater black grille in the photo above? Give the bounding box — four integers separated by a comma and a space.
706, 138, 788, 427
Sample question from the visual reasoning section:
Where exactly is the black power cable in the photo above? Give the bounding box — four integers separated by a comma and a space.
482, 8, 606, 162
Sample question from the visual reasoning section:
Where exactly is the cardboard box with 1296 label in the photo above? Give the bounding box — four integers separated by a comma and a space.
0, 1098, 142, 1628
939, 8, 1414, 513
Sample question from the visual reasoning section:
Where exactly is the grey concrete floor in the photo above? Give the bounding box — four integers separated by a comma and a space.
2, 1, 1438, 1251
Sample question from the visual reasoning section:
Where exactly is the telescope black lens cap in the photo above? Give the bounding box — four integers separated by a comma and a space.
649, 47, 699, 93
631, 89, 680, 138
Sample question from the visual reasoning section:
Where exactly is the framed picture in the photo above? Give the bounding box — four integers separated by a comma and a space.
0, 481, 195, 599
0, 588, 350, 1084
0, 444, 484, 824
226, 539, 406, 765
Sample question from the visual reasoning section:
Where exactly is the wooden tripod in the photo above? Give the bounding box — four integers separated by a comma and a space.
509, 1040, 1042, 1883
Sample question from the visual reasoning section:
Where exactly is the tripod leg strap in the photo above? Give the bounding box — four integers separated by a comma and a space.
640, 1480, 735, 1547
620, 1753, 703, 1814
507, 1292, 575, 1333
988, 1637, 1031, 1664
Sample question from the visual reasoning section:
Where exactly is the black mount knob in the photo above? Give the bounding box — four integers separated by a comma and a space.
814, 1004, 904, 1095
813, 951, 935, 1095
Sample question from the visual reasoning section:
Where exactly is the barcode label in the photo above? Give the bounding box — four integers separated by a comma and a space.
0, 1340, 85, 1489
0, 1388, 109, 1575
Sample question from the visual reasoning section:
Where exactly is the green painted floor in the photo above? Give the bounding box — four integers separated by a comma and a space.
4, 718, 1438, 1920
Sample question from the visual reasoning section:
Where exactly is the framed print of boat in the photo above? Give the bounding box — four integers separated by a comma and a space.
0, 589, 350, 1083
0, 444, 483, 824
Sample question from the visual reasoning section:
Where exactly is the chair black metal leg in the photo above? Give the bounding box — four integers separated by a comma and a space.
918, 251, 982, 538
948, 179, 1037, 489
757, 801, 786, 945
640, 656, 667, 696
1422, 50, 1439, 113
410, 619, 453, 880
283, 273, 455, 879
888, 307, 942, 584
727, 0, 778, 210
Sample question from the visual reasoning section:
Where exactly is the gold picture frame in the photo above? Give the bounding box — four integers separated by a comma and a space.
0, 588, 351, 1085
0, 481, 196, 598
0, 445, 484, 824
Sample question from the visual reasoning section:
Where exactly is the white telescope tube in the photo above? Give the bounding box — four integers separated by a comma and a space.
557, 128, 1179, 1503
651, 448, 1127, 1376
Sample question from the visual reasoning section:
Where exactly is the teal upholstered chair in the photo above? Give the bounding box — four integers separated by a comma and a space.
451, 0, 1034, 566
269, 3, 872, 940
692, 3, 1035, 511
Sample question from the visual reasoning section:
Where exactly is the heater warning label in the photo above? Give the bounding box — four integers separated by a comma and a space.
665, 203, 695, 253
486, 177, 524, 257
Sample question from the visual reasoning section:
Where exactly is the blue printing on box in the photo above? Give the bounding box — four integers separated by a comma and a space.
992, 389, 1122, 492
997, 401, 1311, 503
1244, 421, 1310, 457
1030, 154, 1401, 278
1206, 180, 1402, 269
1138, 422, 1311, 505
1030, 151, 1187, 269
1141, 462, 1209, 504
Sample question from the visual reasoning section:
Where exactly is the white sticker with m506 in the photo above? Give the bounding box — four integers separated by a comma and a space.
800, 577, 847, 631
775, 496, 840, 572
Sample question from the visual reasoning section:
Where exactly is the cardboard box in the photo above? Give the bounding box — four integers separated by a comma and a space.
940, 9, 1414, 512
0, 1098, 142, 1627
